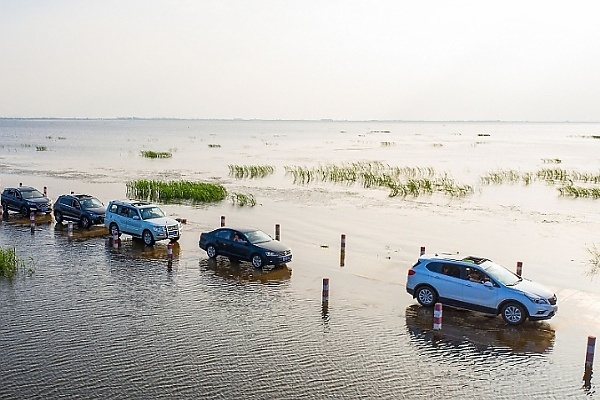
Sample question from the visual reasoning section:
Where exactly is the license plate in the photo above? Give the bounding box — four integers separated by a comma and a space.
282, 255, 291, 263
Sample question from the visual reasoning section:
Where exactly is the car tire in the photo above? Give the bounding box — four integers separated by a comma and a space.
142, 229, 155, 246
109, 223, 121, 237
21, 206, 30, 217
1, 202, 7, 214
206, 244, 217, 259
80, 215, 91, 229
415, 285, 438, 307
54, 210, 63, 224
501, 302, 526, 325
251, 254, 264, 269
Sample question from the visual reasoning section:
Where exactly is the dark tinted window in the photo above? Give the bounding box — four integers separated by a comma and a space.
59, 197, 71, 205
215, 230, 231, 240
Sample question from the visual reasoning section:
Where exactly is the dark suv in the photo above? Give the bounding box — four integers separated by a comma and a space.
1, 186, 52, 216
53, 194, 106, 228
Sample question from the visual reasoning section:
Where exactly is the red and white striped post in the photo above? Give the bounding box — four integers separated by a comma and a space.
167, 243, 173, 262
322, 278, 329, 303
516, 261, 523, 277
340, 234, 346, 267
420, 246, 426, 256
29, 211, 35, 227
220, 215, 225, 227
275, 224, 280, 241
112, 229, 119, 248
586, 336, 596, 369
433, 302, 443, 330
67, 221, 73, 237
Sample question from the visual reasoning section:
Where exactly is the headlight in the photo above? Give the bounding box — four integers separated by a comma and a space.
526, 295, 548, 304
152, 226, 165, 233
265, 251, 278, 257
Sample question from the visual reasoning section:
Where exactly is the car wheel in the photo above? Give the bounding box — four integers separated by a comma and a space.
251, 254, 264, 269
109, 223, 121, 237
54, 210, 63, 224
501, 302, 526, 325
142, 229, 155, 246
21, 206, 30, 217
206, 244, 217, 259
80, 215, 91, 229
415, 285, 438, 307
170, 237, 180, 243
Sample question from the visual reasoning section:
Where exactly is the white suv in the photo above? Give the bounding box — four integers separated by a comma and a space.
104, 200, 181, 246
406, 254, 558, 325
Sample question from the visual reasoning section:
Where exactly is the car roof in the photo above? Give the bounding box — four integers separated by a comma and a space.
109, 199, 153, 208
420, 253, 491, 266
218, 227, 260, 234
7, 186, 36, 191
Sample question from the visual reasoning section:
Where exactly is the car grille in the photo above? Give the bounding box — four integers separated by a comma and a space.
280, 250, 292, 257
166, 224, 179, 238
548, 295, 557, 305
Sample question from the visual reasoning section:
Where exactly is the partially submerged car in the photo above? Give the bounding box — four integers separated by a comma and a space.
104, 199, 181, 246
199, 227, 292, 268
406, 254, 557, 325
1, 186, 52, 216
54, 194, 106, 228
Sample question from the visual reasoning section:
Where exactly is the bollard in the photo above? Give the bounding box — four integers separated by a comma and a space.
586, 336, 596, 369
516, 261, 523, 277
43, 186, 47, 196
275, 224, 280, 241
19, 182, 22, 187
322, 278, 329, 303
340, 234, 346, 267
112, 230, 119, 248
67, 221, 73, 237
167, 243, 173, 262
29, 211, 35, 226
433, 302, 443, 330
420, 246, 426, 256
220, 215, 225, 227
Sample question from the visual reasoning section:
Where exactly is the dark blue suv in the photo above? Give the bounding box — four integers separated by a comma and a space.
53, 194, 106, 228
1, 186, 52, 216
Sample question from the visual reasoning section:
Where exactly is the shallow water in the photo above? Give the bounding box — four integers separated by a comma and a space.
1, 119, 599, 398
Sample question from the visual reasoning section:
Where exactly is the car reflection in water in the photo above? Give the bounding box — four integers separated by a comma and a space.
2, 212, 53, 226
54, 222, 108, 240
405, 304, 555, 355
105, 236, 181, 260
200, 257, 292, 284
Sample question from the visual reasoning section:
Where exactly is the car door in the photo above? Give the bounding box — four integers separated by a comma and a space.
229, 231, 252, 260
429, 262, 464, 303
10, 190, 21, 210
460, 266, 498, 312
126, 207, 143, 237
214, 229, 234, 256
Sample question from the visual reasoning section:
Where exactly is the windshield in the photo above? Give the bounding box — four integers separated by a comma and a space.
21, 189, 44, 199
482, 260, 521, 286
139, 207, 165, 220
245, 230, 272, 244
80, 198, 104, 208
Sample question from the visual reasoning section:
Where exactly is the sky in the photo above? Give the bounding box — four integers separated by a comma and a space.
1, 1, 599, 121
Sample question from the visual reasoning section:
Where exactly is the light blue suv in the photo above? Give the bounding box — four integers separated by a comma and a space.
104, 199, 181, 246
406, 254, 557, 325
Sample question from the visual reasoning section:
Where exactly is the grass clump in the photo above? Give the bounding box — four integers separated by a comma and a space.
208, 144, 221, 148
0, 247, 32, 279
229, 164, 275, 179
229, 192, 257, 206
557, 184, 600, 198
141, 150, 172, 159
127, 180, 227, 203
36, 146, 48, 151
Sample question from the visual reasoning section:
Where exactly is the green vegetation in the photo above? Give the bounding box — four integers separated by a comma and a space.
542, 158, 562, 164
141, 150, 172, 159
228, 164, 275, 179
0, 247, 32, 279
208, 144, 221, 148
36, 146, 48, 151
284, 162, 472, 198
558, 185, 600, 199
229, 192, 257, 206
126, 180, 227, 203
587, 244, 600, 275
380, 141, 395, 147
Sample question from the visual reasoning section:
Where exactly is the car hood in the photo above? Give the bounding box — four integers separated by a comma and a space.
85, 206, 106, 214
512, 279, 554, 299
257, 240, 290, 252
147, 217, 179, 226
28, 197, 51, 204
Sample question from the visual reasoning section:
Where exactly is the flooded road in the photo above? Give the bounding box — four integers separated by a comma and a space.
1, 119, 599, 398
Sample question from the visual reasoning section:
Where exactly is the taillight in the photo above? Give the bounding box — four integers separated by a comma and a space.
407, 269, 415, 276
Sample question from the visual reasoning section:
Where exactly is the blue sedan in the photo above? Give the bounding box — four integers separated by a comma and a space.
199, 227, 292, 268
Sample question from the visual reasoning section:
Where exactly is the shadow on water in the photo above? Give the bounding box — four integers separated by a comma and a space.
104, 237, 182, 260
199, 257, 292, 284
1, 212, 53, 226
54, 222, 108, 240
405, 304, 555, 355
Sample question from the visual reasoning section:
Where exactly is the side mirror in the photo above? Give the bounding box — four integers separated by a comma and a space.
483, 281, 493, 288
132, 215, 140, 220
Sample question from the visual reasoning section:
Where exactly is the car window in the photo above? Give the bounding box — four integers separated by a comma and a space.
81, 198, 103, 208
21, 190, 44, 199
215, 230, 231, 240
109, 204, 118, 213
245, 230, 271, 244
440, 263, 461, 278
140, 207, 164, 220
120, 207, 130, 217
481, 261, 521, 286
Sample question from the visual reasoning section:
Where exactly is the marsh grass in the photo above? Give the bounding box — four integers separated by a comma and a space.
380, 141, 395, 147
208, 144, 221, 148
126, 180, 227, 203
141, 150, 172, 159
542, 158, 562, 164
285, 162, 472, 197
228, 164, 275, 179
587, 244, 600, 275
229, 192, 257, 206
36, 146, 48, 151
557, 184, 600, 198
0, 247, 32, 279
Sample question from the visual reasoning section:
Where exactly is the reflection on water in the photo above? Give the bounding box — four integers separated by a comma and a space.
405, 304, 555, 354
200, 257, 292, 284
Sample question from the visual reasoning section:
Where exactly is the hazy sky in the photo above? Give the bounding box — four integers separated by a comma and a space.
1, 1, 599, 121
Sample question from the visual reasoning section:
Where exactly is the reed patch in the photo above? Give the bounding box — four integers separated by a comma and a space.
141, 150, 172, 159
229, 164, 275, 179
0, 247, 33, 279
126, 180, 227, 203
